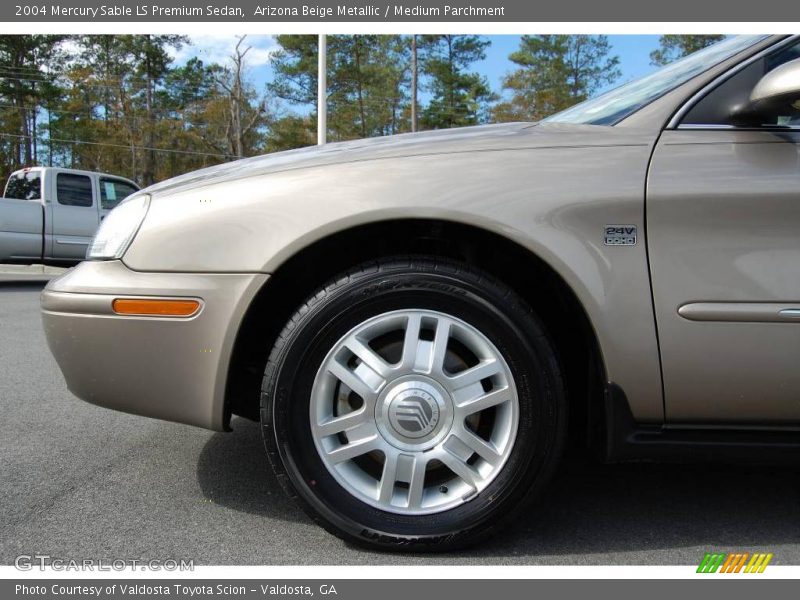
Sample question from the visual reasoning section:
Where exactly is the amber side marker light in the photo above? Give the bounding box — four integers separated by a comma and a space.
112, 298, 201, 317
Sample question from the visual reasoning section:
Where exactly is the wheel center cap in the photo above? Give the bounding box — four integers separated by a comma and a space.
376, 377, 453, 450
388, 389, 440, 438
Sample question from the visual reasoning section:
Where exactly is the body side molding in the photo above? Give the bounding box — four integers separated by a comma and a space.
679, 302, 800, 323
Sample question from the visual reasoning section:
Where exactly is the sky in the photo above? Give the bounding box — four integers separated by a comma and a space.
170, 34, 664, 107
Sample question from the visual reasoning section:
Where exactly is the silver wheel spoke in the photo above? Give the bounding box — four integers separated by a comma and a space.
327, 360, 382, 401
325, 434, 379, 464
439, 449, 481, 491
407, 455, 427, 508
316, 409, 369, 437
344, 338, 393, 379
448, 359, 502, 391
455, 387, 511, 417
453, 428, 502, 466
430, 318, 451, 376
400, 313, 423, 370
377, 451, 399, 503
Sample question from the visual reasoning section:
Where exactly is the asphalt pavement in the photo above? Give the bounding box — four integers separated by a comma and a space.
1, 279, 799, 565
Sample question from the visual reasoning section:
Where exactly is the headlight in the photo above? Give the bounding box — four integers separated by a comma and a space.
87, 193, 150, 260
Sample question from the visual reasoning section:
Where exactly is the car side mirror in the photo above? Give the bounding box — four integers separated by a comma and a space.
732, 57, 800, 126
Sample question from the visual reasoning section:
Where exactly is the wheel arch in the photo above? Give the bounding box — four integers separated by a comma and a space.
224, 218, 608, 452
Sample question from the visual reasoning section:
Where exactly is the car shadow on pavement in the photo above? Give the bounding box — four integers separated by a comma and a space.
197, 417, 800, 558
471, 457, 800, 558
196, 417, 307, 523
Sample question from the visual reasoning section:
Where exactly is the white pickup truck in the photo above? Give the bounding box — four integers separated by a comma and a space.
0, 167, 139, 264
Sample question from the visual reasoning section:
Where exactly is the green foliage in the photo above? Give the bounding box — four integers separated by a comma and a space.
265, 114, 317, 152
650, 35, 725, 66
0, 34, 638, 185
418, 35, 496, 129
270, 34, 494, 138
493, 35, 620, 122
0, 35, 66, 168
270, 34, 412, 141
0, 34, 272, 184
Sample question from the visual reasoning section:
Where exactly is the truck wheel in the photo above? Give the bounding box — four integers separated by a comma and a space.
260, 257, 566, 551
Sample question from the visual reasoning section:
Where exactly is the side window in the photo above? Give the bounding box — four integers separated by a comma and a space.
4, 171, 41, 200
682, 40, 800, 127
56, 173, 93, 207
100, 178, 138, 210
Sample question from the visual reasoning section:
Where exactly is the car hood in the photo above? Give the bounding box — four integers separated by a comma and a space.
143, 121, 651, 197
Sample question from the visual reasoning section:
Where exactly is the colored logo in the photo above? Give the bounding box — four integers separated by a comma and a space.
697, 552, 773, 574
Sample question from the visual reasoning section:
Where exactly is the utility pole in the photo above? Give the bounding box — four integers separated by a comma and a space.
317, 34, 327, 145
143, 34, 155, 186
411, 35, 418, 133
47, 109, 52, 167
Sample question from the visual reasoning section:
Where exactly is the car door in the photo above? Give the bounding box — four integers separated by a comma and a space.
647, 37, 800, 425
50, 171, 99, 260
0, 169, 44, 261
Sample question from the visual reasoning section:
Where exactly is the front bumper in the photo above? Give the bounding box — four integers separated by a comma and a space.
41, 260, 268, 431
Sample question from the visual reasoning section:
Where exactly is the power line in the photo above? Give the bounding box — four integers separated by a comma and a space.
0, 71, 214, 99
0, 74, 263, 120
0, 102, 223, 127
0, 132, 239, 159
0, 63, 152, 80
0, 63, 61, 74
0, 64, 258, 97
0, 73, 163, 97
0, 95, 486, 120
0, 102, 97, 116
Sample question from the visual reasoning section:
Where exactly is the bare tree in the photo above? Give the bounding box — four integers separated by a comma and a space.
216, 36, 266, 158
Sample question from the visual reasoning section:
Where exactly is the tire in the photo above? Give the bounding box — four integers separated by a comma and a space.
260, 257, 566, 551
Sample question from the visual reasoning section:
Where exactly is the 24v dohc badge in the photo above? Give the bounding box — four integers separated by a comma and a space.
604, 225, 638, 246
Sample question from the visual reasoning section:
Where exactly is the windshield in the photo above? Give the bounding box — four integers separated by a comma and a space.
545, 35, 769, 126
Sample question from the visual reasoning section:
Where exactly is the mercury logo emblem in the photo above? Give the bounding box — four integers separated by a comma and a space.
388, 390, 440, 439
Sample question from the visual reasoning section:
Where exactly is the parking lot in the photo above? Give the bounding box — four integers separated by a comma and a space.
1, 275, 799, 566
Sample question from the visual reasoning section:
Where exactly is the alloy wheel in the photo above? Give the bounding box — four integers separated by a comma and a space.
309, 309, 519, 515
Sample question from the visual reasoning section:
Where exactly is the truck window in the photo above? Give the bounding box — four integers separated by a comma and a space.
99, 178, 138, 210
57, 173, 93, 207
5, 171, 42, 200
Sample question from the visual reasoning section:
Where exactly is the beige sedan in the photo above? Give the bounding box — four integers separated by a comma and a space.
42, 34, 800, 550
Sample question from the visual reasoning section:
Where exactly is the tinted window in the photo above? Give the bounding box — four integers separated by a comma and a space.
57, 173, 93, 207
682, 39, 800, 127
99, 178, 138, 210
5, 171, 41, 200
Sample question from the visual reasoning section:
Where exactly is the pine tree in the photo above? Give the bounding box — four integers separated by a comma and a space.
0, 35, 66, 169
124, 35, 187, 184
493, 35, 620, 122
418, 35, 495, 129
650, 35, 725, 66
269, 34, 411, 142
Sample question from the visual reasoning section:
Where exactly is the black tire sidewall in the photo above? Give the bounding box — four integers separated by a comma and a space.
263, 262, 564, 549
